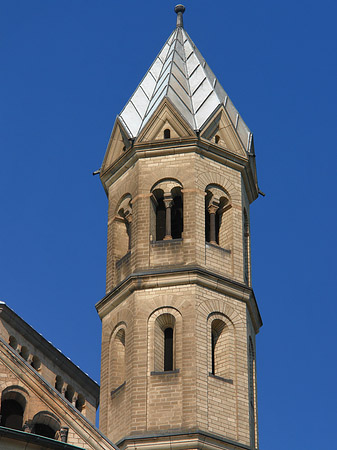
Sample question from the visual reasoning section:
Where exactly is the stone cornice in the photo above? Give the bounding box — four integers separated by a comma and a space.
116, 429, 251, 450
100, 138, 258, 204
95, 267, 262, 334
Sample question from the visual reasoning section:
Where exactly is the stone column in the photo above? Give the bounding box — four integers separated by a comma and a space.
163, 194, 173, 240
124, 211, 132, 250
208, 203, 219, 244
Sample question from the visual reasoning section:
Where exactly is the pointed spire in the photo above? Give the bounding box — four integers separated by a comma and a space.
117, 6, 252, 153
175, 4, 185, 28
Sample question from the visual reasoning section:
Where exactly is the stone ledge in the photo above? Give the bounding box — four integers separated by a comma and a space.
208, 373, 233, 384
150, 369, 180, 376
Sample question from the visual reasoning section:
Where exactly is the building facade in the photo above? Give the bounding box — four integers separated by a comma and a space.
0, 5, 262, 450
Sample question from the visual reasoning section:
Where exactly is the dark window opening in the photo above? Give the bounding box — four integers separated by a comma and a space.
76, 394, 85, 412
20, 346, 29, 360
205, 193, 220, 244
164, 327, 173, 371
33, 423, 56, 439
215, 135, 220, 144
0, 399, 24, 430
31, 355, 41, 371
171, 194, 183, 239
65, 385, 74, 403
155, 196, 166, 241
55, 375, 63, 392
211, 319, 226, 377
9, 336, 17, 350
211, 331, 216, 375
164, 129, 171, 139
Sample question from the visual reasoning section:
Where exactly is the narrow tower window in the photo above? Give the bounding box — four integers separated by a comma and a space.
205, 186, 230, 247
211, 319, 226, 377
164, 327, 173, 371
153, 313, 176, 372
110, 328, 126, 391
164, 129, 171, 139
116, 195, 132, 257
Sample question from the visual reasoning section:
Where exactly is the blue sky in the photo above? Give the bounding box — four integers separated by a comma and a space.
1, 1, 336, 448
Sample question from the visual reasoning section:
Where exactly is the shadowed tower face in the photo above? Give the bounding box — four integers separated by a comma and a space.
96, 5, 262, 450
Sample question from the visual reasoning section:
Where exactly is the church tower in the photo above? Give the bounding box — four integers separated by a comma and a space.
96, 5, 262, 450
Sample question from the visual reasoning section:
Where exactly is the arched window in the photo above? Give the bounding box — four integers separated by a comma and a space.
164, 327, 173, 371
151, 181, 183, 241
164, 128, 171, 139
211, 319, 226, 377
205, 186, 231, 247
31, 411, 60, 440
75, 393, 85, 412
31, 355, 41, 371
171, 187, 183, 239
154, 314, 176, 372
115, 194, 132, 258
243, 209, 250, 285
20, 346, 29, 360
55, 375, 63, 393
152, 189, 166, 241
9, 336, 17, 350
65, 385, 74, 403
0, 389, 27, 431
0, 399, 24, 430
215, 135, 220, 144
110, 327, 126, 391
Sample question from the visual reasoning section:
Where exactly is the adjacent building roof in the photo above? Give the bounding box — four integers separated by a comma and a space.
118, 5, 252, 151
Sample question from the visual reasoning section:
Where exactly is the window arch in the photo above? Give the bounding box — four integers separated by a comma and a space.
208, 314, 234, 381
110, 326, 126, 391
211, 319, 226, 377
20, 346, 29, 360
154, 313, 176, 372
75, 393, 85, 412
0, 388, 27, 431
151, 180, 183, 241
115, 194, 132, 258
31, 411, 60, 440
164, 128, 171, 139
9, 336, 18, 350
65, 384, 74, 403
205, 185, 231, 247
55, 375, 63, 393
148, 307, 182, 375
215, 134, 220, 144
31, 355, 41, 371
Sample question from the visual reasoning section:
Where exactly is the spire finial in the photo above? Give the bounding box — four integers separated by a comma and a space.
175, 4, 185, 28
